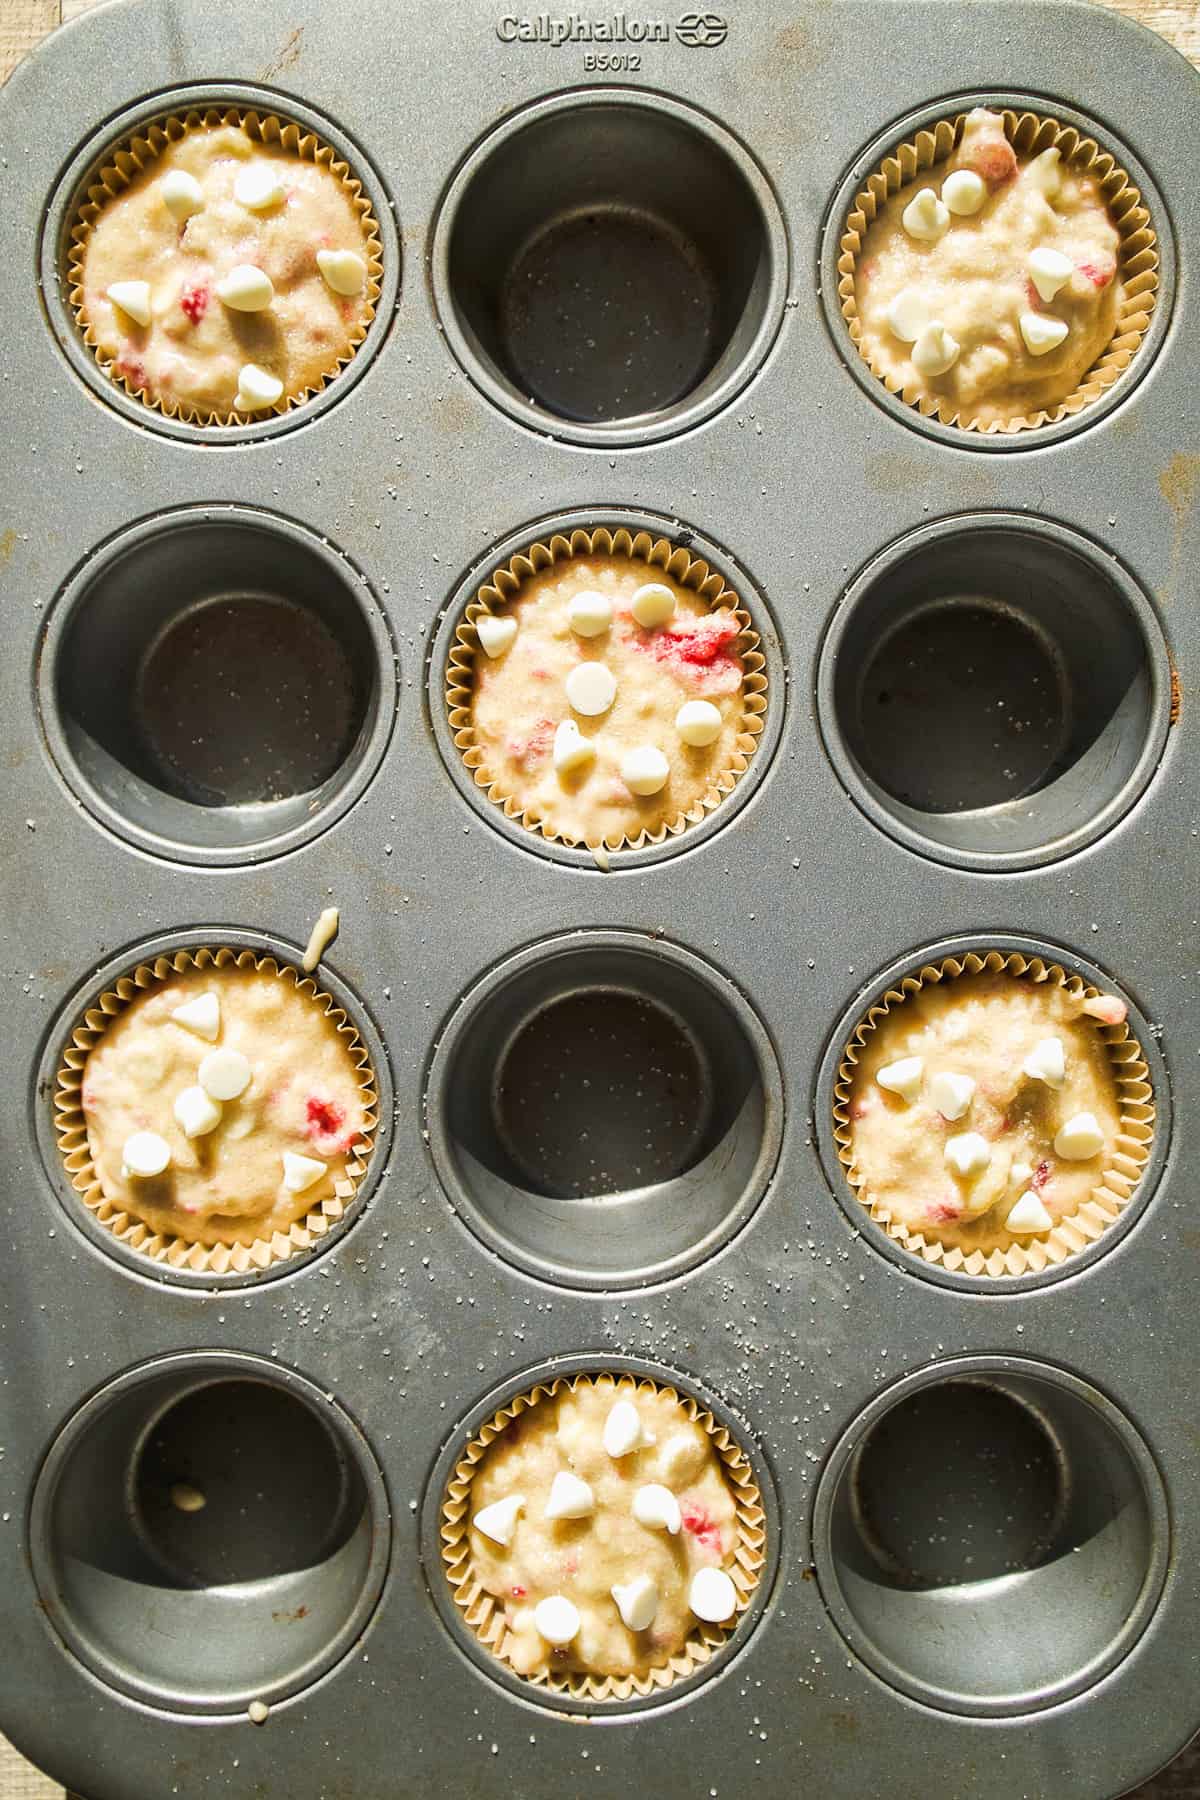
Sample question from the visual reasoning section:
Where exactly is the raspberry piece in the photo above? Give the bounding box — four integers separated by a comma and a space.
180, 283, 209, 325
1078, 258, 1116, 289
965, 137, 1018, 189
508, 718, 554, 770
928, 1201, 962, 1224
680, 1504, 723, 1553
306, 1097, 346, 1142
1032, 1159, 1053, 1191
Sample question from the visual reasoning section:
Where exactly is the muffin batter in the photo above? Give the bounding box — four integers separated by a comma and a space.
465, 1379, 743, 1680
79, 964, 370, 1246
855, 109, 1122, 428
847, 973, 1128, 1254
466, 555, 751, 847
79, 123, 374, 416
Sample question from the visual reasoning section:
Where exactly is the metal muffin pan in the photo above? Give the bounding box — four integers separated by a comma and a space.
2, 1, 1199, 1796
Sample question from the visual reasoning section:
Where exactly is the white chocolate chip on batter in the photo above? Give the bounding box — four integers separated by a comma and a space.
160, 170, 204, 222
216, 264, 275, 312
173, 1084, 223, 1139
630, 583, 676, 628
942, 169, 987, 216
472, 1493, 525, 1547
234, 363, 284, 410
632, 1483, 682, 1534
171, 991, 221, 1041
1054, 1112, 1105, 1159
121, 1131, 172, 1178
689, 1567, 737, 1623
611, 1575, 659, 1632
911, 321, 960, 377
901, 187, 950, 243
1006, 1190, 1054, 1234
944, 1131, 992, 1180
621, 746, 669, 795
876, 1056, 924, 1104
534, 1595, 580, 1646
930, 1070, 975, 1120
199, 1047, 252, 1101
234, 165, 286, 212
281, 1150, 328, 1193
675, 699, 722, 747
565, 662, 617, 716
476, 615, 517, 659
568, 590, 614, 638
1023, 1036, 1066, 1088
316, 248, 367, 296
603, 1400, 654, 1458
1011, 1160, 1034, 1188
544, 1470, 596, 1520
107, 281, 152, 328
1019, 311, 1069, 356
1028, 247, 1074, 302
553, 719, 596, 778
1027, 147, 1063, 199
885, 286, 930, 343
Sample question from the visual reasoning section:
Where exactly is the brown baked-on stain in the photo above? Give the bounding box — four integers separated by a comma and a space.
1160, 451, 1200, 523
272, 1604, 310, 1623
1170, 667, 1182, 724
260, 25, 304, 79
0, 528, 17, 565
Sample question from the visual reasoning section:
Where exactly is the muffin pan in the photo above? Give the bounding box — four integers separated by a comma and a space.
2, 1, 1199, 1796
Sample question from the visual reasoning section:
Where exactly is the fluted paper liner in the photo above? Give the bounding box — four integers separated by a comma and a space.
54, 946, 377, 1275
833, 950, 1155, 1277
440, 1371, 766, 1700
837, 108, 1159, 434
446, 527, 768, 853
67, 106, 384, 426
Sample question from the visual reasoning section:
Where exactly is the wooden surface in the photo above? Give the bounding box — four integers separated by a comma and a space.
1, 0, 1198, 1795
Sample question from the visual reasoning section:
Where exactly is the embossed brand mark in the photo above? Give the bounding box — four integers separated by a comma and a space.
495, 11, 729, 46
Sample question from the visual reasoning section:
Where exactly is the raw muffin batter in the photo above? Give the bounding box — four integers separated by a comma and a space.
847, 973, 1128, 1254
79, 965, 370, 1246
79, 123, 374, 416
465, 1379, 744, 1680
855, 108, 1122, 428
466, 555, 750, 847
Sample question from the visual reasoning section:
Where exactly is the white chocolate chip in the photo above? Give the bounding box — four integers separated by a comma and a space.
553, 720, 596, 778
171, 991, 220, 1040
567, 590, 614, 638
534, 1595, 580, 1646
173, 1084, 222, 1139
942, 169, 987, 215
234, 165, 286, 211
689, 1567, 737, 1623
472, 1493, 525, 1547
602, 1400, 654, 1458
1006, 1190, 1054, 1234
1011, 1160, 1034, 1188
247, 1701, 270, 1726
911, 321, 960, 377
656, 1433, 704, 1486
476, 614, 517, 658
160, 170, 204, 222
930, 1070, 975, 1120
234, 363, 284, 410
885, 286, 929, 343
630, 583, 676, 628
1054, 1112, 1105, 1160
198, 1047, 252, 1101
611, 1575, 659, 1632
1028, 247, 1074, 302
621, 746, 669, 796
544, 1470, 595, 1520
565, 662, 617, 716
107, 281, 152, 328
216, 264, 275, 312
901, 187, 950, 243
281, 1150, 328, 1194
675, 699, 722, 747
316, 248, 367, 295
876, 1056, 924, 1104
1027, 147, 1062, 198
632, 1483, 681, 1534
121, 1131, 171, 1178
944, 1131, 992, 1180
1020, 311, 1069, 356
1023, 1036, 1066, 1088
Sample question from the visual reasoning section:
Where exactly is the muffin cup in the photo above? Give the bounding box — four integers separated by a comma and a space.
53, 945, 378, 1276
67, 105, 384, 427
837, 107, 1159, 435
445, 526, 769, 854
439, 1370, 766, 1701
832, 949, 1155, 1277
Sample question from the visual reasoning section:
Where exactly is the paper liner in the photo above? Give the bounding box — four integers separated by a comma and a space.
837, 108, 1159, 434
833, 950, 1155, 1278
53, 946, 378, 1276
67, 106, 384, 426
446, 528, 769, 852
440, 1371, 766, 1700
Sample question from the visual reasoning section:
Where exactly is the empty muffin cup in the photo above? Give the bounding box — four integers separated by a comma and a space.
425, 932, 783, 1288
52, 939, 379, 1280
431, 90, 787, 445
434, 1363, 769, 1707
827, 942, 1157, 1282
29, 1351, 390, 1714
813, 1357, 1168, 1715
829, 97, 1161, 440
38, 507, 396, 864
818, 514, 1171, 870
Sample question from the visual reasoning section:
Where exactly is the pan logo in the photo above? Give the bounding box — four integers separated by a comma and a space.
675, 11, 728, 45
